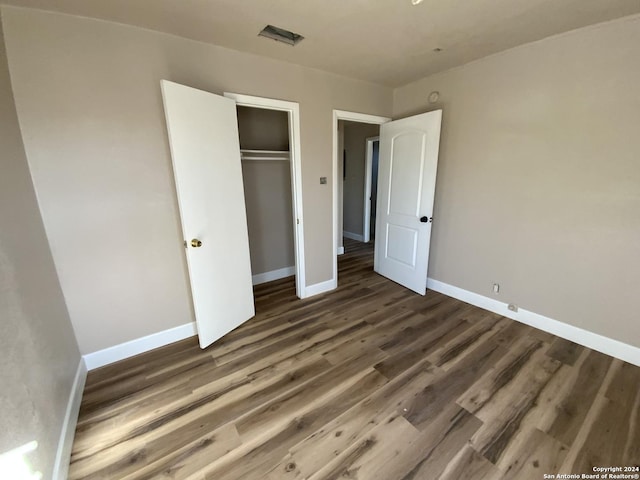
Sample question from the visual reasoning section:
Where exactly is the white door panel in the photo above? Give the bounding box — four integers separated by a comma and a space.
374, 110, 442, 295
388, 132, 426, 216
161, 80, 255, 348
386, 224, 418, 267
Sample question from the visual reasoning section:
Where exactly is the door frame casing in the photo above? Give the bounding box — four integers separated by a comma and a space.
332, 110, 391, 286
363, 136, 379, 243
225, 93, 306, 299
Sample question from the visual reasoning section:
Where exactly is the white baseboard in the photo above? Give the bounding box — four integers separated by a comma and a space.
343, 231, 365, 242
53, 358, 87, 480
426, 278, 640, 367
337, 246, 345, 255
303, 278, 337, 298
83, 322, 197, 370
252, 266, 295, 285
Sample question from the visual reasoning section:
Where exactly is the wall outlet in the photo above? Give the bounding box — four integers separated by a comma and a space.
508, 303, 518, 312
492, 283, 500, 294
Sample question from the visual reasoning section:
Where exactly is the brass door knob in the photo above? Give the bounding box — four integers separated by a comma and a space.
191, 238, 203, 248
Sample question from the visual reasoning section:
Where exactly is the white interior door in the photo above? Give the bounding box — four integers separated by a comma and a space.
374, 110, 442, 295
161, 80, 255, 348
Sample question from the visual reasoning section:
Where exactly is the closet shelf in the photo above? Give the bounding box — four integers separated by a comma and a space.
240, 149, 290, 161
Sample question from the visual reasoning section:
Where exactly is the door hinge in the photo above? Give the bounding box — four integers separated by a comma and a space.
296, 218, 300, 225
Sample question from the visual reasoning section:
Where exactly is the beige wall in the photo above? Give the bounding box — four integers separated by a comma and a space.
394, 15, 640, 347
343, 121, 380, 237
237, 106, 289, 151
0, 15, 81, 478
241, 160, 295, 275
1, 6, 392, 354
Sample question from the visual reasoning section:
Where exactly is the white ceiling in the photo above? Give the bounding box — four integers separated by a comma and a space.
3, 0, 640, 86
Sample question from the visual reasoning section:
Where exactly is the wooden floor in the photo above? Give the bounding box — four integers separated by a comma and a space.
70, 239, 640, 479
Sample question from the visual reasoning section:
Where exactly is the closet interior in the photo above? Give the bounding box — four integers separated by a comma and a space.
236, 106, 296, 289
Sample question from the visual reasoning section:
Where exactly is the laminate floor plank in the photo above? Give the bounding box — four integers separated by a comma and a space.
305, 413, 421, 480
468, 350, 562, 464
201, 370, 390, 480
547, 337, 584, 366
539, 349, 613, 447
269, 358, 439, 479
378, 301, 471, 356
456, 336, 548, 415
438, 445, 501, 480
71, 354, 333, 473
606, 359, 640, 407
393, 406, 484, 480
560, 368, 640, 473
70, 237, 640, 479
426, 313, 508, 370
497, 428, 568, 480
402, 338, 509, 431
77, 361, 205, 427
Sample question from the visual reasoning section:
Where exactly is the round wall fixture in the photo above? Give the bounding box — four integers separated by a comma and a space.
428, 91, 440, 103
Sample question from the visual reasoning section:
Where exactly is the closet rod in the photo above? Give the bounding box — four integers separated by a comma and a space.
241, 156, 289, 161
240, 149, 290, 161
240, 149, 289, 154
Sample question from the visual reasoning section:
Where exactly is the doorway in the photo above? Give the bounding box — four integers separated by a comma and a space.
235, 106, 296, 299
339, 121, 380, 250
363, 136, 380, 244
225, 93, 306, 299
332, 110, 390, 285
333, 108, 443, 294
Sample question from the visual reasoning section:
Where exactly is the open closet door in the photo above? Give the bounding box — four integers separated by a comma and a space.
161, 80, 254, 348
374, 110, 442, 295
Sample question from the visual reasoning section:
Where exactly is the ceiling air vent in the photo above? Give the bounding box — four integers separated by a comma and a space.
258, 25, 304, 46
